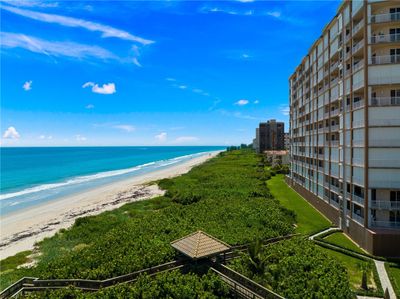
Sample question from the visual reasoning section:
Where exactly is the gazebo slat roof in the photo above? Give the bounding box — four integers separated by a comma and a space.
171, 230, 230, 260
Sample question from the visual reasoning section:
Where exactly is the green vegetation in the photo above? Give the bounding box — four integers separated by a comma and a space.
229, 238, 353, 299
0, 250, 31, 275
386, 263, 400, 298
267, 174, 331, 234
23, 270, 231, 299
323, 232, 365, 254
322, 247, 382, 296
1, 150, 294, 291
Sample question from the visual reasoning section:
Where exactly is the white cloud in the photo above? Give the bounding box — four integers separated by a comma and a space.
266, 11, 282, 18
178, 85, 187, 89
165, 77, 176, 82
175, 136, 199, 143
242, 53, 250, 59
0, 0, 59, 8
3, 126, 20, 139
22, 80, 32, 91
155, 132, 167, 142
39, 135, 52, 140
85, 104, 95, 109
132, 45, 142, 67
281, 106, 290, 116
75, 134, 87, 141
235, 99, 249, 106
112, 125, 135, 132
132, 57, 142, 67
82, 82, 116, 95
254, 100, 259, 104
1, 5, 154, 45
1, 32, 117, 61
192, 88, 203, 93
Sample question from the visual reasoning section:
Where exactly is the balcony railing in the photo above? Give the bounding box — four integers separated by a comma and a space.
370, 54, 400, 65
371, 220, 400, 228
353, 59, 364, 72
331, 109, 340, 117
369, 118, 400, 126
370, 97, 400, 107
371, 200, 400, 210
353, 99, 365, 109
352, 39, 364, 53
371, 33, 400, 44
330, 124, 340, 131
330, 140, 339, 147
352, 213, 364, 224
352, 194, 364, 205
370, 12, 400, 24
352, 19, 364, 35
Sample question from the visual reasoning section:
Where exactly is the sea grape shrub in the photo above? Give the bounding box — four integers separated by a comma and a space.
23, 270, 231, 299
3, 150, 295, 288
229, 238, 353, 299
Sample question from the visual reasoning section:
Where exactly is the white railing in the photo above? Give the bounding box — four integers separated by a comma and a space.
370, 159, 400, 168
352, 140, 364, 146
352, 19, 364, 35
353, 120, 365, 128
352, 213, 364, 224
370, 97, 400, 107
370, 12, 400, 24
371, 33, 400, 44
352, 39, 364, 53
370, 200, 400, 210
352, 158, 364, 166
330, 124, 340, 131
369, 118, 400, 126
353, 99, 364, 109
353, 194, 364, 205
330, 61, 339, 71
369, 139, 400, 147
331, 185, 340, 194
353, 59, 364, 72
330, 140, 339, 147
371, 220, 400, 228
370, 54, 400, 65
331, 109, 340, 117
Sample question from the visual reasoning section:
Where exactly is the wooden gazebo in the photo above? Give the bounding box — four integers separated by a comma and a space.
171, 230, 231, 260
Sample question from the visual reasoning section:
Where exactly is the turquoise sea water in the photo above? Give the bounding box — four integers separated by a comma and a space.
0, 146, 224, 215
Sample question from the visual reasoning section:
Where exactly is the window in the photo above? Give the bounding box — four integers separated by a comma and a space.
390, 48, 400, 63
390, 191, 400, 202
390, 89, 400, 105
389, 28, 400, 42
390, 8, 400, 21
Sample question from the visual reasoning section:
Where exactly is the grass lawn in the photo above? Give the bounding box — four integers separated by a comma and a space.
321, 247, 379, 293
385, 263, 400, 298
324, 232, 366, 254
267, 174, 331, 234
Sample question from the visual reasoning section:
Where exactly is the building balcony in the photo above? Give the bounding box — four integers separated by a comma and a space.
370, 97, 400, 107
330, 124, 340, 131
370, 12, 400, 24
353, 59, 364, 72
330, 108, 340, 117
353, 99, 365, 109
330, 140, 340, 147
371, 33, 400, 44
371, 220, 400, 229
369, 118, 400, 127
352, 39, 364, 54
371, 200, 400, 210
370, 54, 400, 65
352, 213, 364, 224
352, 19, 364, 35
353, 194, 364, 205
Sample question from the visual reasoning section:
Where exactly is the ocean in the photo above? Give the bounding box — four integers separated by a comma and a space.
0, 146, 224, 216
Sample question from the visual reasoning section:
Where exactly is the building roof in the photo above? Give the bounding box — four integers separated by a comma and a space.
171, 230, 230, 260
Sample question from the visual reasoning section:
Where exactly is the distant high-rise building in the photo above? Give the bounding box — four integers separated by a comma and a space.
288, 0, 400, 256
284, 133, 290, 150
254, 119, 285, 153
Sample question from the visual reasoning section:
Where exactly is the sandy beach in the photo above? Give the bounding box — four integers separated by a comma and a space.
0, 151, 220, 259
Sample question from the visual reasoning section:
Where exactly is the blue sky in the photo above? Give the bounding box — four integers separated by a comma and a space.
1, 0, 340, 146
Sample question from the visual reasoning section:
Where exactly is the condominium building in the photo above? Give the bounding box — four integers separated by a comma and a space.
254, 120, 285, 153
288, 0, 400, 256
